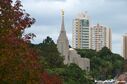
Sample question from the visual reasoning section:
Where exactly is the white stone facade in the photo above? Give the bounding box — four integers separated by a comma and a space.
69, 48, 90, 70
57, 10, 69, 64
57, 10, 90, 71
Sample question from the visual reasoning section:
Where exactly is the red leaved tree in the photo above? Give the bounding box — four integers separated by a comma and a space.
41, 72, 63, 84
0, 0, 62, 83
0, 0, 42, 83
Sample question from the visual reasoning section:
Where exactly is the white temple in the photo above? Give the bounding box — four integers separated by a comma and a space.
57, 10, 90, 71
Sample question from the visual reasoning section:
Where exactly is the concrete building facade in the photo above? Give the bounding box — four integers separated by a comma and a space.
72, 12, 90, 49
90, 24, 112, 51
123, 34, 127, 59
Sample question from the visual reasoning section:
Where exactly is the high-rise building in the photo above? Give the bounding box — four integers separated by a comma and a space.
90, 24, 112, 51
72, 12, 90, 49
123, 34, 127, 60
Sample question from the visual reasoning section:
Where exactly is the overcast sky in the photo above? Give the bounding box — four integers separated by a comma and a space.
19, 0, 127, 55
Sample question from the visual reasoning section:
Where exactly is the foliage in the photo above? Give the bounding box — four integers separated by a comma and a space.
76, 49, 97, 59
62, 63, 93, 84
30, 36, 94, 83
46, 64, 94, 84
0, 0, 62, 83
41, 72, 63, 84
29, 36, 124, 83
123, 60, 127, 72
31, 36, 64, 68
30, 36, 124, 83
76, 47, 124, 80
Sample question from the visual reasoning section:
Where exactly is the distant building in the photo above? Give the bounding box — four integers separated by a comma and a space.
57, 10, 90, 70
123, 34, 127, 60
90, 24, 112, 51
116, 72, 127, 84
72, 12, 90, 49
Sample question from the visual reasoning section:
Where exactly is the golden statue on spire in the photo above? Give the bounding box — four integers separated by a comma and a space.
61, 9, 64, 16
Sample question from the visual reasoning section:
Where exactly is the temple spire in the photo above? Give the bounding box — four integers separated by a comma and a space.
61, 9, 65, 32
57, 9, 69, 64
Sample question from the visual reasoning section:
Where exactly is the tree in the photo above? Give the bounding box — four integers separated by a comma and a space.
32, 36, 64, 68
76, 47, 124, 80
62, 63, 93, 84
76, 49, 97, 59
42, 72, 63, 84
0, 0, 62, 83
123, 60, 127, 72
98, 47, 112, 58
0, 0, 41, 83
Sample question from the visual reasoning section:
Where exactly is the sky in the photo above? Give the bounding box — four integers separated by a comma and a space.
17, 0, 127, 55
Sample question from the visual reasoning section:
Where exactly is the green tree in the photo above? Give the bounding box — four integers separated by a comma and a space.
32, 36, 64, 68
76, 47, 124, 80
62, 63, 93, 84
76, 49, 97, 59
98, 47, 112, 58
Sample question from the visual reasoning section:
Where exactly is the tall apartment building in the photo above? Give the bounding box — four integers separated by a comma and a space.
72, 12, 90, 49
90, 24, 112, 51
123, 34, 127, 60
